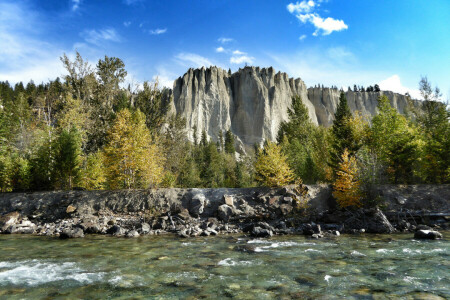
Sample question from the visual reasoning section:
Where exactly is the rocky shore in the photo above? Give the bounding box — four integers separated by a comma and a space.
0, 185, 448, 240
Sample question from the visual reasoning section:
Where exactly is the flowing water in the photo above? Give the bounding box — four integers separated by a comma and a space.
0, 233, 448, 299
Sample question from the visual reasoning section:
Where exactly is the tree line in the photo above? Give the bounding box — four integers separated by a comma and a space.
0, 53, 448, 209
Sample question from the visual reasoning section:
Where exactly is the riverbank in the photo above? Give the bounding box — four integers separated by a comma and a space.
0, 185, 448, 239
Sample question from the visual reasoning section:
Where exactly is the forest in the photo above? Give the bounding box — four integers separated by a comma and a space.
0, 53, 448, 208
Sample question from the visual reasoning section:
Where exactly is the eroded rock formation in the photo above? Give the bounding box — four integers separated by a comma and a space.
171, 66, 416, 147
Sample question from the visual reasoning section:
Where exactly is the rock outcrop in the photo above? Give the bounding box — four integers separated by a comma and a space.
171, 66, 418, 147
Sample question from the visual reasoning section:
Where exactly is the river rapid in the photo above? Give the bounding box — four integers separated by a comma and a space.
0, 233, 448, 299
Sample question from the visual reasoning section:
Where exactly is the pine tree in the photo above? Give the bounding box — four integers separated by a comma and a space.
330, 92, 361, 173
224, 130, 235, 154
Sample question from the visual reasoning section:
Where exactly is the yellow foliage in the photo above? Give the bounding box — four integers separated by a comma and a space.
255, 141, 294, 187
80, 151, 106, 190
332, 149, 362, 208
103, 109, 165, 189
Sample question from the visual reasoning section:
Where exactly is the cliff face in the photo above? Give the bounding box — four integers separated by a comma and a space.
308, 88, 414, 126
172, 66, 415, 147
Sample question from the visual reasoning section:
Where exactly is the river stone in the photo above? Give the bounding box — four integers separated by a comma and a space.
106, 225, 126, 236
60, 227, 84, 239
5, 220, 37, 234
251, 227, 273, 238
414, 230, 442, 240
218, 204, 233, 222
140, 223, 151, 234
126, 230, 140, 238
0, 211, 20, 231
66, 205, 77, 214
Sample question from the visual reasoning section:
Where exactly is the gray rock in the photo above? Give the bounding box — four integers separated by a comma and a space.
251, 227, 273, 238
140, 223, 151, 234
172, 66, 416, 148
0, 211, 20, 231
60, 227, 84, 239
5, 220, 36, 234
414, 230, 442, 240
189, 194, 206, 217
217, 204, 233, 222
126, 230, 140, 238
106, 225, 126, 236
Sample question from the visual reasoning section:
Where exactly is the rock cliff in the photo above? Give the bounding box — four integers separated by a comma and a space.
171, 66, 416, 147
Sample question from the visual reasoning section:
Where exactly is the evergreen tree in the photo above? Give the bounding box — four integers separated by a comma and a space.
53, 127, 83, 189
330, 92, 361, 173
224, 130, 235, 154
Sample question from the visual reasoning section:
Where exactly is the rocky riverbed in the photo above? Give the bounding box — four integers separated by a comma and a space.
0, 185, 448, 240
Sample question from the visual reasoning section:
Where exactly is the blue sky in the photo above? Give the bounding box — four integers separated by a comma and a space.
0, 0, 449, 100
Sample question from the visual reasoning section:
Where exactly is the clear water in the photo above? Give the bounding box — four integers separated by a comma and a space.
0, 233, 448, 299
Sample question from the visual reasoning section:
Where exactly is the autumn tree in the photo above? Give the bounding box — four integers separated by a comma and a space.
333, 149, 362, 208
80, 151, 106, 190
103, 109, 164, 189
255, 141, 294, 187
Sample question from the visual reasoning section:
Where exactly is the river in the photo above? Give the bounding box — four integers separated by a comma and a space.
0, 233, 448, 299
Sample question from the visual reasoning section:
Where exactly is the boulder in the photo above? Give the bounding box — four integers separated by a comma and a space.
0, 211, 20, 231
414, 230, 442, 240
106, 225, 126, 236
303, 223, 322, 236
366, 209, 395, 234
5, 220, 37, 234
126, 230, 140, 238
60, 227, 84, 239
251, 227, 273, 238
223, 195, 234, 207
189, 194, 206, 217
217, 204, 233, 222
140, 223, 151, 234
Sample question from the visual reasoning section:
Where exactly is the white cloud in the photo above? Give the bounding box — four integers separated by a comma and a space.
287, 1, 348, 36
0, 2, 66, 83
218, 37, 233, 44
230, 55, 254, 64
216, 47, 225, 53
299, 34, 307, 41
72, 0, 81, 11
123, 21, 131, 27
309, 14, 348, 35
175, 53, 213, 68
379, 75, 421, 99
232, 50, 246, 55
149, 28, 167, 35
287, 1, 315, 14
81, 28, 121, 45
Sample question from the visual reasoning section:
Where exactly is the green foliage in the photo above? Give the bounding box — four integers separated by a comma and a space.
278, 96, 331, 183
369, 96, 420, 184
224, 130, 236, 154
53, 127, 83, 190
329, 92, 362, 173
